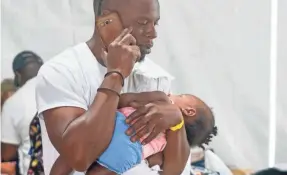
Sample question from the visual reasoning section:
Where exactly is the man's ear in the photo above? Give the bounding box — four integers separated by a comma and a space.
181, 107, 196, 117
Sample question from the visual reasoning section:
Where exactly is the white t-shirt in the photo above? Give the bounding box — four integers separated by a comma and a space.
35, 42, 190, 174
1, 78, 38, 175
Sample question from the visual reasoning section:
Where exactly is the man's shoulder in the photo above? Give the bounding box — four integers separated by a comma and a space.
38, 43, 88, 79
134, 58, 174, 80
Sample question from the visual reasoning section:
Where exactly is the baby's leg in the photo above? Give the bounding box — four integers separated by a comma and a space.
50, 155, 73, 175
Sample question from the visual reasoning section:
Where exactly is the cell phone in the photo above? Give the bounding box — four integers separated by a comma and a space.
96, 12, 124, 50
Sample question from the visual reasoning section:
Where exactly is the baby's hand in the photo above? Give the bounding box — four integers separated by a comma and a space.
146, 152, 163, 168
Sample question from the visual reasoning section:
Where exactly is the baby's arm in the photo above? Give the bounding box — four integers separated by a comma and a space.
160, 128, 190, 175
50, 155, 73, 175
119, 91, 170, 108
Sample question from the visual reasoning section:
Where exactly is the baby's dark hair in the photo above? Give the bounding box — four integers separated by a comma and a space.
184, 107, 218, 149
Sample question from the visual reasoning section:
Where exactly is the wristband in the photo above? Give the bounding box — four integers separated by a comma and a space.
169, 119, 184, 131
97, 88, 120, 98
105, 71, 125, 87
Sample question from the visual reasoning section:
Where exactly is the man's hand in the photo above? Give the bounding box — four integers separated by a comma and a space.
104, 27, 141, 78
125, 101, 182, 144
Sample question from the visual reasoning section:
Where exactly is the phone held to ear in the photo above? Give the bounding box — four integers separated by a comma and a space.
96, 12, 124, 50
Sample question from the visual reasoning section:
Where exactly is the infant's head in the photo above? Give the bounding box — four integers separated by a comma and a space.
169, 94, 218, 148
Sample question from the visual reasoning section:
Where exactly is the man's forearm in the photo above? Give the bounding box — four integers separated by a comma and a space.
161, 127, 190, 175
119, 91, 169, 108
61, 74, 123, 171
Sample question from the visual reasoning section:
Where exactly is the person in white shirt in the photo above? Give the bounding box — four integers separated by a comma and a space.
1, 78, 17, 109
35, 0, 191, 174
1, 51, 43, 175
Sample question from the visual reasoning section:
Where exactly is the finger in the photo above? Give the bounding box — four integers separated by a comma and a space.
127, 117, 148, 135
128, 106, 155, 132
101, 48, 108, 66
113, 27, 133, 43
131, 124, 154, 142
119, 33, 136, 45
130, 45, 141, 62
126, 106, 148, 125
127, 103, 156, 125
141, 127, 160, 145
135, 121, 156, 142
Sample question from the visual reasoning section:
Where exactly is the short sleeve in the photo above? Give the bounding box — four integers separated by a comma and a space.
1, 102, 21, 145
35, 65, 88, 117
157, 77, 173, 94
131, 73, 173, 94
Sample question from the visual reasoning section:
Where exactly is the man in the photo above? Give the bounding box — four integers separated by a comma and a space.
1, 79, 17, 175
1, 51, 44, 175
254, 168, 287, 175
35, 0, 190, 174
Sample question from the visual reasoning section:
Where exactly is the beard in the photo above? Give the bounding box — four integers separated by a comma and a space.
138, 54, 146, 62
138, 46, 151, 62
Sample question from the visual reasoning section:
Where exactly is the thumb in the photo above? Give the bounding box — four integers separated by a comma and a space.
101, 48, 108, 66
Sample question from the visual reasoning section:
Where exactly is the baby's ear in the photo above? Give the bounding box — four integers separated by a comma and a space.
182, 107, 196, 117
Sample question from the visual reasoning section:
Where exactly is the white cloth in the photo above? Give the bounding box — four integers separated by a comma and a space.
123, 161, 159, 175
1, 78, 38, 175
36, 42, 191, 175
204, 150, 233, 175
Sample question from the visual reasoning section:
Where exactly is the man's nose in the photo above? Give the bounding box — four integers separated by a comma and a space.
145, 23, 157, 40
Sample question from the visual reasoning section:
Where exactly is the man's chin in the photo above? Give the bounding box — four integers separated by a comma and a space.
142, 48, 151, 55
138, 49, 151, 62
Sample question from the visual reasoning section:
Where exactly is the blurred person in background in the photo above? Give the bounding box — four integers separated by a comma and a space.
1, 78, 17, 109
1, 79, 17, 175
253, 168, 287, 175
1, 51, 44, 175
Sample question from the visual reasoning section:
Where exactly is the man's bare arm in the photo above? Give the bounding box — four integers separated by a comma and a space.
43, 74, 122, 171
160, 127, 190, 175
1, 143, 18, 161
118, 91, 169, 108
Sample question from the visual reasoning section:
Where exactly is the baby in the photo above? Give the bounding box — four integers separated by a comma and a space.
50, 92, 217, 175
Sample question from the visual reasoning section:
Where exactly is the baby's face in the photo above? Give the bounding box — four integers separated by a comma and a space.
169, 94, 201, 124
169, 94, 197, 110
